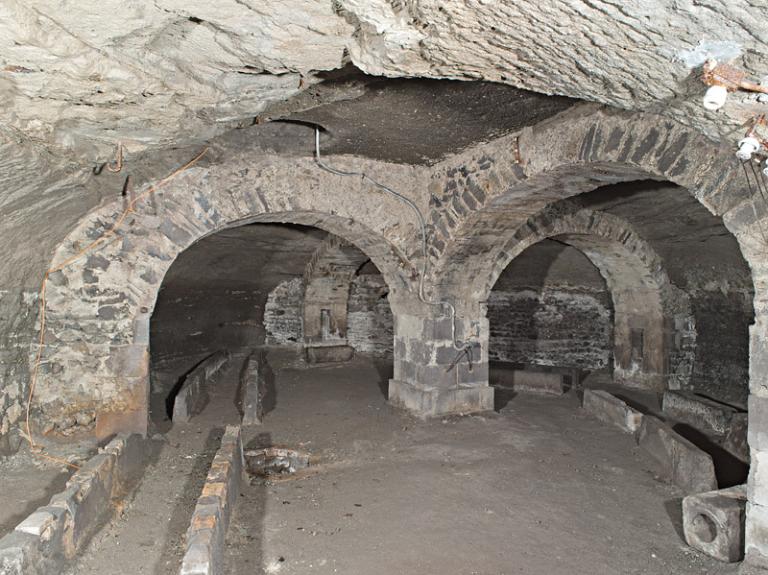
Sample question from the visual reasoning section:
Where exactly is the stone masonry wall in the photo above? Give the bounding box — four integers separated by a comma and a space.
488, 289, 612, 370
264, 278, 305, 347
487, 241, 612, 370
688, 286, 753, 408
264, 274, 394, 357
347, 274, 394, 358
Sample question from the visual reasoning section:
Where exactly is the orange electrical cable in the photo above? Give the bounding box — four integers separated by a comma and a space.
24, 147, 209, 469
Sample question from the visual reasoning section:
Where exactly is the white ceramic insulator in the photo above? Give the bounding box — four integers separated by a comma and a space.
736, 137, 761, 161
703, 85, 728, 111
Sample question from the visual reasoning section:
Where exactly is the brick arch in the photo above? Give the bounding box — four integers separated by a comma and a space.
484, 203, 693, 390
33, 154, 419, 439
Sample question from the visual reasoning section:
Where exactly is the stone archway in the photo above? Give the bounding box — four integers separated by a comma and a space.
480, 203, 692, 391
425, 105, 768, 564
32, 152, 421, 440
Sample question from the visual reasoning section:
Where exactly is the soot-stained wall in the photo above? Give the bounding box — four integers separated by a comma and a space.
488, 240, 613, 370
686, 274, 753, 408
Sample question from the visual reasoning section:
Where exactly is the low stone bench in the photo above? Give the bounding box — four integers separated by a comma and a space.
500, 370, 567, 395
637, 415, 717, 494
180, 425, 243, 575
582, 389, 643, 433
238, 351, 266, 426
173, 350, 230, 422
662, 391, 742, 437
304, 343, 354, 364
663, 390, 748, 463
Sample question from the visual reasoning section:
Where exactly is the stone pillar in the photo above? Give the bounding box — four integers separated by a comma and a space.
388, 295, 494, 417
745, 289, 768, 568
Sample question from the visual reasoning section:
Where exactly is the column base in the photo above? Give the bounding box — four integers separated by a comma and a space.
388, 379, 494, 418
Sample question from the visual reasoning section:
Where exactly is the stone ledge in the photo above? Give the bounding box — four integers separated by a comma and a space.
637, 416, 717, 494
498, 370, 567, 396
582, 389, 643, 433
663, 391, 741, 437
180, 425, 243, 575
388, 379, 494, 418
238, 351, 265, 426
173, 351, 230, 423
304, 343, 355, 364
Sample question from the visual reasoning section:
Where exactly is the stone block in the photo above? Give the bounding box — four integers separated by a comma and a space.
180, 529, 218, 575
0, 532, 42, 575
46, 485, 77, 559
179, 425, 242, 575
749, 395, 768, 453
637, 416, 717, 493
49, 452, 116, 557
173, 351, 230, 422
173, 374, 202, 423
683, 484, 746, 562
582, 389, 643, 433
15, 506, 69, 560
94, 380, 149, 439
104, 433, 145, 496
239, 353, 264, 426
725, 413, 749, 464
304, 344, 354, 364
68, 480, 109, 551
745, 502, 768, 570
388, 379, 494, 418
454, 360, 489, 386
663, 391, 740, 436
505, 370, 566, 395
748, 450, 768, 508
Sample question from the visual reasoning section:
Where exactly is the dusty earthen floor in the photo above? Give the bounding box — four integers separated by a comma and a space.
67, 350, 737, 574
0, 452, 70, 538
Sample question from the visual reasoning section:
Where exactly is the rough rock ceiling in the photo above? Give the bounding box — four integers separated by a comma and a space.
1, 0, 766, 169
289, 77, 574, 164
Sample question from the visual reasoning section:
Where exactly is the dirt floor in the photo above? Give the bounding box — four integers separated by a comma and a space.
0, 451, 71, 538
65, 349, 739, 574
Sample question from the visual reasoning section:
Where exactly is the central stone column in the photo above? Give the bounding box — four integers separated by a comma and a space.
388, 295, 493, 417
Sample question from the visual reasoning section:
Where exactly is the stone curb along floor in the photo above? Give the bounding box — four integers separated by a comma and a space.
179, 425, 243, 575
580, 387, 752, 564
173, 351, 231, 423
0, 433, 146, 574
581, 388, 717, 493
